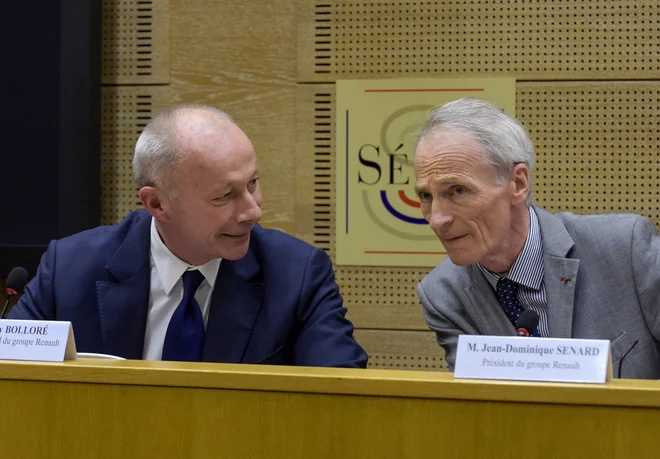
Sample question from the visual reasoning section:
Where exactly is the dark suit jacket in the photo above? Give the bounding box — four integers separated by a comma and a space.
9, 210, 368, 368
418, 206, 660, 379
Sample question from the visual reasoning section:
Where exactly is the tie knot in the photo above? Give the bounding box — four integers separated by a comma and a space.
182, 270, 205, 299
496, 277, 519, 297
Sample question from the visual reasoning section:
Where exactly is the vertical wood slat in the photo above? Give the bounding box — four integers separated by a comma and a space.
101, 86, 169, 224
102, 0, 170, 84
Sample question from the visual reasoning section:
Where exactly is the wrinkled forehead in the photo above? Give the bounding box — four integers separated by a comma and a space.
414, 130, 487, 167
413, 135, 503, 192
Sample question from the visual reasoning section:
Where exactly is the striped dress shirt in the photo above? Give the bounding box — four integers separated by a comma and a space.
478, 207, 549, 337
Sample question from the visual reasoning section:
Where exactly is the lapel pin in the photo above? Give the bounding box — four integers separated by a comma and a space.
561, 276, 570, 282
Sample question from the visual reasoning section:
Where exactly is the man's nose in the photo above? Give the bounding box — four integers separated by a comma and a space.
429, 202, 453, 232
236, 192, 262, 223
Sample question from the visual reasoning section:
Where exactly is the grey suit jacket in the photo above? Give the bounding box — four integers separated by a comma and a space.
418, 206, 660, 379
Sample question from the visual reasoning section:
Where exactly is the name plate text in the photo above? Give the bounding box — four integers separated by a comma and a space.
0, 320, 77, 362
454, 335, 612, 384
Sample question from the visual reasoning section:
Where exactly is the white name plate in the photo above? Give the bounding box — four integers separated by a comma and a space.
0, 320, 77, 362
454, 335, 612, 384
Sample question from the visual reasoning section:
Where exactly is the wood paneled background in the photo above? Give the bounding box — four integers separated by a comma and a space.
103, 0, 660, 371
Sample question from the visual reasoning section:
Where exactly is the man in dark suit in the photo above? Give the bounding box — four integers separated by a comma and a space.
414, 98, 660, 378
9, 104, 368, 367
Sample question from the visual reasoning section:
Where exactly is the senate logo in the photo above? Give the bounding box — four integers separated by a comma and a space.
354, 105, 436, 241
335, 78, 513, 266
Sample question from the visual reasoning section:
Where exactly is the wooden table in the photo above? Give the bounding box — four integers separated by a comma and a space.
1, 359, 658, 458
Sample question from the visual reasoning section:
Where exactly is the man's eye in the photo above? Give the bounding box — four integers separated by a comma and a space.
454, 186, 466, 196
418, 192, 432, 202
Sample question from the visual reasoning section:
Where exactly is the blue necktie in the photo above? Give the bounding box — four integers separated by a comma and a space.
162, 270, 206, 361
496, 277, 540, 337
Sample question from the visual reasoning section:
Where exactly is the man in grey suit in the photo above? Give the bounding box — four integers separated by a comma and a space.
414, 98, 660, 379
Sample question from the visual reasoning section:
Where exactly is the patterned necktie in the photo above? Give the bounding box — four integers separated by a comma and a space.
162, 270, 206, 361
496, 277, 540, 337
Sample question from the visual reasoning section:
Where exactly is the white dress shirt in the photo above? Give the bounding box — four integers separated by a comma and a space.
142, 218, 221, 360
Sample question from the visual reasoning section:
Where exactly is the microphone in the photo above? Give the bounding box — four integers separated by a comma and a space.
1, 267, 29, 319
516, 310, 539, 337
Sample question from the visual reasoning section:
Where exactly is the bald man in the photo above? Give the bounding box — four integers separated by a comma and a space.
10, 105, 368, 368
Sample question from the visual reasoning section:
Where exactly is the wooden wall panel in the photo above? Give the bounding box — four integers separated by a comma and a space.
295, 86, 329, 243
355, 330, 446, 370
169, 0, 298, 234
102, 0, 170, 84
298, 0, 660, 82
102, 0, 170, 225
520, 83, 660, 219
101, 86, 169, 225
295, 85, 334, 245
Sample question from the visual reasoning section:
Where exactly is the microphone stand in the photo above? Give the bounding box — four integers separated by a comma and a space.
0, 290, 17, 319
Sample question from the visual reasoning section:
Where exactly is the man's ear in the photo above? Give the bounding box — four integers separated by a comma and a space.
138, 186, 171, 222
509, 163, 531, 206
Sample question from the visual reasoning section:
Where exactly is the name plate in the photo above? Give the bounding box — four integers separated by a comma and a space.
454, 335, 612, 384
0, 320, 77, 362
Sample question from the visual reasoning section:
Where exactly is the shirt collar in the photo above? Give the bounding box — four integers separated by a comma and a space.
478, 207, 544, 291
150, 217, 221, 295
